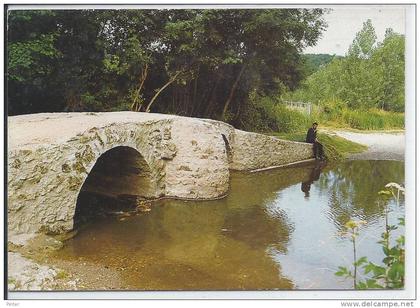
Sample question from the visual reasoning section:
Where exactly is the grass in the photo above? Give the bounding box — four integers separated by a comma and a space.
55, 270, 70, 280
242, 94, 404, 134
273, 131, 368, 161
315, 107, 405, 130
8, 277, 21, 289
241, 95, 397, 161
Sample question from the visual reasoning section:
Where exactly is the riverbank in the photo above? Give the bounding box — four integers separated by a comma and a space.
324, 129, 405, 161
7, 233, 127, 291
8, 236, 77, 291
273, 131, 368, 161
275, 129, 405, 161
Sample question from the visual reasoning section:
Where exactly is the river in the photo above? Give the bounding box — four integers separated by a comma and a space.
44, 160, 405, 290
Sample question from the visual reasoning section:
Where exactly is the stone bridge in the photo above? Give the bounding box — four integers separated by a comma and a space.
8, 112, 313, 235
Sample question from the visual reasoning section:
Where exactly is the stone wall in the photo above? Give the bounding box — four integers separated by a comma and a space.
164, 118, 231, 199
8, 112, 313, 235
231, 130, 313, 170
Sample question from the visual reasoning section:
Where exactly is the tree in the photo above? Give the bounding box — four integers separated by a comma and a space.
7, 10, 62, 114
289, 21, 405, 113
371, 29, 405, 111
7, 8, 328, 123
348, 19, 377, 59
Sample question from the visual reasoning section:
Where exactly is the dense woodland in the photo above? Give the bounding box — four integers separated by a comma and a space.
7, 9, 326, 126
7, 10, 404, 132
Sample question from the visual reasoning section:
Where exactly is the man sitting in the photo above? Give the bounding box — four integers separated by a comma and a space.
306, 122, 325, 160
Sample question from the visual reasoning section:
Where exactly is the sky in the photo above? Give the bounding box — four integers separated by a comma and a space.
303, 6, 406, 56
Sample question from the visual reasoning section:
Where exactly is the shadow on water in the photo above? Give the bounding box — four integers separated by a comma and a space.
55, 160, 404, 290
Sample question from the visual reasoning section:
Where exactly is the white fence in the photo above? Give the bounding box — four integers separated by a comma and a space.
284, 101, 313, 115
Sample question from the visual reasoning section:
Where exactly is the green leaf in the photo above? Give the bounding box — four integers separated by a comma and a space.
378, 190, 391, 196
366, 279, 383, 289
388, 262, 404, 281
388, 247, 400, 257
355, 256, 368, 266
388, 225, 398, 231
396, 235, 405, 246
335, 266, 350, 277
382, 256, 394, 265
364, 262, 386, 277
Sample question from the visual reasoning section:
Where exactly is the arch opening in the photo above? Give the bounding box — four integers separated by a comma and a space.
74, 146, 156, 228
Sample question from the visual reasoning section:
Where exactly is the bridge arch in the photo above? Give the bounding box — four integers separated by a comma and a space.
61, 123, 172, 232
73, 145, 158, 228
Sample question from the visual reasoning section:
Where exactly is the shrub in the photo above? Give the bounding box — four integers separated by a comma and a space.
335, 183, 405, 289
240, 92, 314, 133
318, 102, 404, 130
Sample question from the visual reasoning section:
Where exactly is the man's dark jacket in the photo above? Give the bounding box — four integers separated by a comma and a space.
306, 127, 317, 143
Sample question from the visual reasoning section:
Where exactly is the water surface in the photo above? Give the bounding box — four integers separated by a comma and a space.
54, 160, 405, 290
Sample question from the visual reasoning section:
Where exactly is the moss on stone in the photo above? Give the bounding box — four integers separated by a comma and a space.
11, 159, 21, 169
68, 176, 83, 191
81, 145, 95, 164
94, 132, 105, 147
72, 161, 87, 174
61, 164, 71, 173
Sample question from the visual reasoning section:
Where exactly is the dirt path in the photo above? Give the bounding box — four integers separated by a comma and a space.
325, 130, 405, 161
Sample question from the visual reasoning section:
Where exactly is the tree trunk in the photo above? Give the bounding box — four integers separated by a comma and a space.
203, 73, 222, 117
233, 98, 242, 123
145, 71, 181, 113
221, 64, 246, 120
190, 69, 199, 116
131, 63, 149, 112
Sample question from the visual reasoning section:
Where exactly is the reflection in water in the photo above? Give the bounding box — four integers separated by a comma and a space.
319, 161, 405, 232
55, 160, 404, 290
300, 161, 325, 198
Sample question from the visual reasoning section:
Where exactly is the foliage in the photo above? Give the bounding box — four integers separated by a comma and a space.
300, 53, 342, 77
348, 19, 377, 59
55, 269, 70, 280
7, 9, 327, 121
284, 20, 405, 114
335, 220, 367, 288
319, 105, 404, 130
335, 183, 405, 289
239, 92, 313, 133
